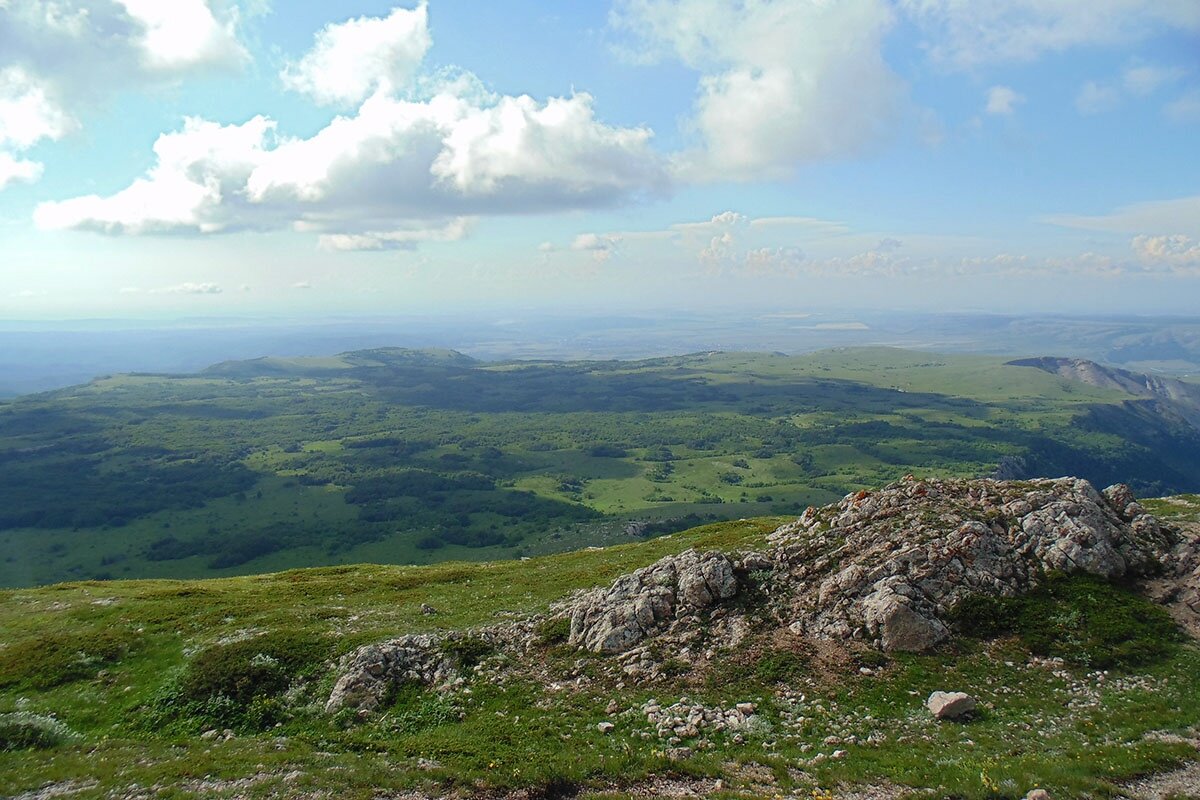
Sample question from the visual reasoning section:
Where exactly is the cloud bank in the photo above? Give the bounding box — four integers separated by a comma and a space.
34, 6, 669, 247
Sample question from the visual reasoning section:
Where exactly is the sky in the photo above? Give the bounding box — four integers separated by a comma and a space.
1, 0, 1199, 320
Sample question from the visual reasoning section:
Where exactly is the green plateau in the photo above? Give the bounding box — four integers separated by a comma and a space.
3, 346, 1199, 588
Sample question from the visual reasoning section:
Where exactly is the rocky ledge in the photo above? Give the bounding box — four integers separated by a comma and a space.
326, 477, 1200, 713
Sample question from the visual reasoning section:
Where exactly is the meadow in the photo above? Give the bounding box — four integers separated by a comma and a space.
2, 346, 1198, 587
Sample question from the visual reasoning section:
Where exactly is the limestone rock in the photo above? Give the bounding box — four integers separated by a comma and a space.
325, 634, 458, 714
566, 549, 738, 654
772, 476, 1177, 653
927, 691, 976, 720
861, 587, 948, 652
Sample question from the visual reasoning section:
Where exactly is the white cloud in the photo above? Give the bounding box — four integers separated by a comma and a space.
281, 3, 431, 106
571, 232, 621, 262
1165, 90, 1200, 122
0, 65, 73, 184
37, 12, 668, 243
1043, 195, 1200, 237
319, 217, 472, 252
1132, 234, 1200, 270
1123, 63, 1187, 95
985, 85, 1024, 116
149, 282, 223, 295
899, 0, 1200, 68
292, 280, 312, 289
0, 0, 251, 189
1076, 81, 1120, 114
612, 0, 904, 181
742, 246, 807, 276
0, 151, 43, 188
114, 0, 247, 72
0, 66, 72, 150
748, 215, 849, 234
35, 115, 276, 234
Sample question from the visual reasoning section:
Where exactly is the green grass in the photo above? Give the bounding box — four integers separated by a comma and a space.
1, 513, 1198, 799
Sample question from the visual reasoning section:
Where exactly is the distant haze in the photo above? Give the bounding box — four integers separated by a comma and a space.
2, 311, 1197, 396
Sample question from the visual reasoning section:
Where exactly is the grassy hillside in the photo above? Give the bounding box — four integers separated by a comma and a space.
1, 513, 1197, 799
3, 347, 1199, 587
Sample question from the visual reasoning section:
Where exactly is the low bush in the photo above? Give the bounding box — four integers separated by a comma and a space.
948, 573, 1182, 669
0, 712, 78, 751
179, 630, 331, 705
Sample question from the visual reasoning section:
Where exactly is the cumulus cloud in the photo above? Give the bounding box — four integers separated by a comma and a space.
281, 4, 431, 106
1132, 234, 1200, 270
35, 115, 276, 234
36, 7, 668, 243
899, 0, 1200, 68
985, 85, 1024, 116
571, 232, 621, 262
742, 246, 807, 276
0, 0, 250, 188
611, 0, 904, 181
114, 0, 247, 72
0, 65, 73, 183
0, 151, 43, 189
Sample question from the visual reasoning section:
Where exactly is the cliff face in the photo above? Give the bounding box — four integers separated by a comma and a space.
1008, 356, 1200, 431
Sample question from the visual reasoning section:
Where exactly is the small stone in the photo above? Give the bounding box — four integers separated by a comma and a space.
420, 603, 437, 615
927, 691, 977, 720
1024, 791, 1051, 800
736, 702, 756, 714
597, 721, 615, 734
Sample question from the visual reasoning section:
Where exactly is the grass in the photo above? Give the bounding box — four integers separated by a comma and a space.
0, 511, 1197, 799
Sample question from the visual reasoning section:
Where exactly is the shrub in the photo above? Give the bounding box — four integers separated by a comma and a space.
754, 650, 808, 684
535, 617, 570, 646
948, 573, 1182, 669
179, 631, 330, 706
0, 712, 78, 751
441, 636, 494, 668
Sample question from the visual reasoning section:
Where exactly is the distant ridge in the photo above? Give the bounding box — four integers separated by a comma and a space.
1008, 355, 1200, 431
202, 347, 479, 378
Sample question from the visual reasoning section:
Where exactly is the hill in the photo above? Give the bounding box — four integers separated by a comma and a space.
3, 347, 1200, 587
1008, 356, 1200, 431
1, 479, 1198, 799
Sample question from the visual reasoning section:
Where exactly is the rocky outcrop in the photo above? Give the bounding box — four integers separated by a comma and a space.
775, 477, 1174, 651
325, 476, 1199, 713
1143, 520, 1200, 638
325, 634, 458, 714
566, 549, 739, 653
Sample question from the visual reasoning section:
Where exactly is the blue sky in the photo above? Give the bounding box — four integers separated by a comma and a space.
1, 0, 1198, 319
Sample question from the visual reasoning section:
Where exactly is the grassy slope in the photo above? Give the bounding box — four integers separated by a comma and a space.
4, 347, 1198, 588
1, 511, 1198, 800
